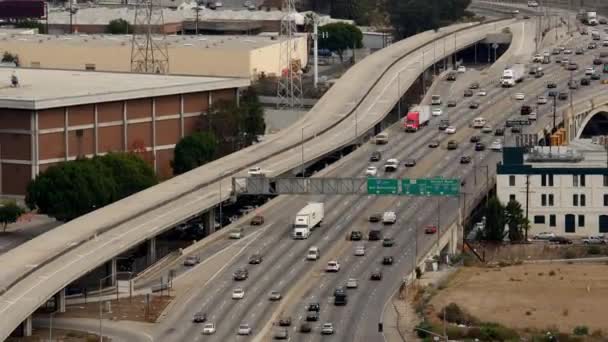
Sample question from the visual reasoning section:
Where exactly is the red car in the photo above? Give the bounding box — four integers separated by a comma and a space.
424, 225, 438, 234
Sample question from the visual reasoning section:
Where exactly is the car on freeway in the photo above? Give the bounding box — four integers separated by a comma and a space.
481, 125, 493, 133
432, 107, 443, 116
470, 135, 481, 143
229, 228, 243, 239
464, 89, 473, 97
446, 72, 457, 81
425, 225, 438, 234
370, 270, 383, 280
404, 158, 416, 167
591, 73, 601, 80
368, 213, 381, 222
269, 290, 282, 301
321, 323, 335, 335
354, 245, 365, 256
233, 268, 248, 281
494, 128, 505, 136
346, 278, 358, 288
477, 89, 487, 96
382, 237, 395, 247
366, 166, 378, 177
202, 323, 216, 335
561, 58, 569, 66
475, 142, 486, 151
274, 328, 289, 339
575, 47, 584, 55
193, 312, 207, 323
238, 323, 252, 335
534, 232, 556, 240
511, 126, 522, 133
460, 155, 471, 164
469, 82, 480, 90
583, 236, 606, 244
511, 9, 519, 14
593, 58, 603, 65
586, 67, 595, 75
250, 214, 264, 225
278, 317, 292, 326
532, 53, 542, 62
537, 95, 548, 104
469, 101, 480, 109
600, 18, 608, 24
350, 231, 362, 241
438, 121, 449, 130
307, 302, 320, 312
326, 260, 341, 272
567, 62, 578, 71
558, 92, 569, 100
546, 81, 557, 88
521, 105, 532, 115
445, 126, 457, 134
490, 139, 503, 151
306, 311, 319, 322
232, 288, 245, 299
370, 229, 383, 240
581, 77, 591, 86
514, 92, 525, 100
548, 90, 558, 97
382, 256, 394, 265
249, 253, 263, 264
183, 255, 200, 266
549, 236, 573, 245
384, 158, 399, 172
551, 48, 560, 55
563, 48, 572, 55
447, 140, 458, 150
529, 112, 537, 121
369, 151, 382, 162
247, 166, 264, 176
383, 211, 397, 224
447, 100, 457, 107
428, 140, 440, 148
534, 71, 544, 78
457, 65, 466, 73
588, 42, 598, 49
543, 51, 550, 57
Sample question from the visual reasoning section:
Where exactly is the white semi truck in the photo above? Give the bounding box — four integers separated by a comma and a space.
292, 202, 324, 239
584, 11, 598, 26
501, 64, 525, 87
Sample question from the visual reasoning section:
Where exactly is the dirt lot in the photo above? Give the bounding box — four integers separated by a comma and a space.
58, 294, 172, 323
6, 328, 106, 342
430, 263, 608, 334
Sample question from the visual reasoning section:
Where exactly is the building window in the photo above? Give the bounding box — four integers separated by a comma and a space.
581, 175, 586, 187
548, 174, 554, 186
581, 194, 586, 206
549, 214, 556, 227
541, 194, 547, 206
534, 215, 545, 224
578, 215, 585, 227
85, 63, 96, 71
548, 194, 554, 206
573, 194, 578, 206
509, 194, 516, 202
604, 175, 608, 186
573, 175, 578, 187
541, 174, 546, 186
600, 215, 608, 233
509, 175, 516, 186
604, 194, 608, 206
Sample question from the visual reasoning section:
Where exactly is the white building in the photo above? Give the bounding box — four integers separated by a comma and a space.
496, 141, 608, 236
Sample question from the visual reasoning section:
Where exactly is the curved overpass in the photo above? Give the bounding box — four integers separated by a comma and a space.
0, 18, 517, 340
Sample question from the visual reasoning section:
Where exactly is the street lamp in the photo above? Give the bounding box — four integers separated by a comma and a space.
49, 311, 57, 342
98, 273, 115, 342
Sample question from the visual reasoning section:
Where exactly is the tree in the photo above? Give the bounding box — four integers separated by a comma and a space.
239, 87, 266, 145
0, 201, 24, 233
318, 22, 363, 62
95, 153, 158, 199
505, 199, 526, 242
172, 132, 218, 175
483, 197, 506, 242
107, 18, 132, 34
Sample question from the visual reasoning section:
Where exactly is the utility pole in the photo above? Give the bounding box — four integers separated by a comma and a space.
193, 4, 201, 35
313, 17, 327, 89
524, 174, 530, 241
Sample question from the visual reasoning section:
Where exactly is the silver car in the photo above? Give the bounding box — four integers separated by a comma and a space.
238, 323, 251, 335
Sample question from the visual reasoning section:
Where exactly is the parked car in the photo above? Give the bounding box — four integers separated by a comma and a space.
534, 232, 556, 240
549, 236, 573, 244
583, 236, 606, 244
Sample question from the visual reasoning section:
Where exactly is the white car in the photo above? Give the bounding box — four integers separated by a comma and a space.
321, 323, 335, 335
365, 166, 378, 177
477, 89, 487, 96
384, 158, 399, 172
229, 229, 243, 239
537, 96, 548, 104
457, 65, 466, 73
202, 323, 216, 335
247, 166, 264, 176
431, 107, 442, 116
346, 278, 358, 288
534, 232, 556, 240
445, 126, 456, 134
604, 39, 608, 47
514, 93, 525, 100
532, 54, 542, 63
529, 112, 537, 121
382, 211, 396, 224
490, 139, 503, 151
238, 323, 252, 335
326, 260, 340, 272
232, 288, 245, 299
585, 67, 595, 75
563, 49, 572, 55
354, 246, 365, 256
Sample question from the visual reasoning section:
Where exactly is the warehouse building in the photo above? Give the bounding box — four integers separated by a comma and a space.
496, 142, 608, 237
0, 67, 249, 196
0, 30, 308, 79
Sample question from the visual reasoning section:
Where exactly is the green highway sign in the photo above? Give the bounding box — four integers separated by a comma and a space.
402, 177, 460, 196
367, 178, 399, 195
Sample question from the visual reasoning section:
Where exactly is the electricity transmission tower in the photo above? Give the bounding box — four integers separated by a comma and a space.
276, 0, 303, 108
130, 0, 169, 74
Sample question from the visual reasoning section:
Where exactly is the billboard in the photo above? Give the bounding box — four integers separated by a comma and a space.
0, 0, 46, 19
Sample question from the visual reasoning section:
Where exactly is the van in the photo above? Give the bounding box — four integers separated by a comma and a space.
306, 247, 320, 260
374, 133, 388, 145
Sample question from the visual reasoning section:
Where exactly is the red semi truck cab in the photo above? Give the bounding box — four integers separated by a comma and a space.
403, 112, 420, 132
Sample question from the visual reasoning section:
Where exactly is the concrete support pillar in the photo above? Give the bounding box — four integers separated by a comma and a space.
54, 288, 66, 313
147, 237, 157, 265
22, 315, 32, 337
110, 257, 118, 286
202, 210, 216, 236
448, 224, 459, 255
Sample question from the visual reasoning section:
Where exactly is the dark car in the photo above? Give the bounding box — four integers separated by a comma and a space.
521, 105, 532, 115
446, 73, 457, 81
447, 100, 457, 107
193, 312, 207, 323
469, 82, 480, 89
382, 237, 394, 247
305, 311, 319, 321
567, 62, 578, 71
369, 230, 382, 241
511, 126, 522, 133
546, 82, 557, 88
382, 256, 394, 265
350, 231, 362, 241
249, 254, 263, 264
460, 156, 472, 164
588, 43, 597, 49
428, 140, 440, 148
369, 151, 382, 162
475, 142, 485, 151
447, 140, 458, 150
370, 270, 383, 280
581, 77, 591, 86
534, 71, 544, 78
299, 323, 312, 333
469, 101, 480, 109
307, 302, 320, 312
558, 92, 569, 100
494, 128, 505, 136
600, 18, 608, 24
438, 122, 449, 130
575, 47, 584, 55
548, 90, 558, 97
278, 317, 292, 326
368, 213, 381, 222
464, 89, 474, 97
593, 58, 603, 65
250, 214, 264, 225
233, 268, 249, 281
591, 73, 601, 80
549, 236, 573, 244
470, 135, 481, 143
404, 159, 416, 167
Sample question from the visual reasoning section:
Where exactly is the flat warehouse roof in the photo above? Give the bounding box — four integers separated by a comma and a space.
0, 67, 250, 110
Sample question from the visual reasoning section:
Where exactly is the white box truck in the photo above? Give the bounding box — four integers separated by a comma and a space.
585, 11, 598, 25
293, 202, 324, 239
501, 64, 525, 87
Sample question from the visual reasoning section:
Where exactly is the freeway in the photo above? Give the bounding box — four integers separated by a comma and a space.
149, 15, 608, 342
0, 19, 521, 340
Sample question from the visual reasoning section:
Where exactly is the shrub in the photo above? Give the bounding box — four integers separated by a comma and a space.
587, 246, 601, 255
446, 326, 466, 339
573, 326, 589, 336
548, 270, 556, 276
414, 321, 434, 338
440, 303, 478, 325
477, 322, 519, 341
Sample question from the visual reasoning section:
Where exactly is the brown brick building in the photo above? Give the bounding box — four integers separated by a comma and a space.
0, 67, 249, 196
